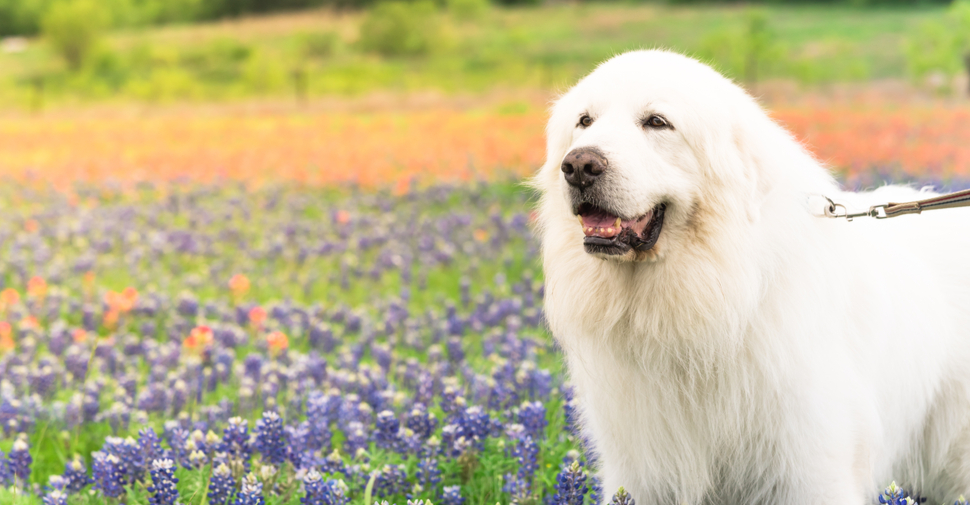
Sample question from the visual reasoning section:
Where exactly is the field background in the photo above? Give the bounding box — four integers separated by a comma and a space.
0, 1, 969, 504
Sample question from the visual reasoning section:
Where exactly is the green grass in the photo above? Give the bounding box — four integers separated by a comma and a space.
0, 3, 953, 110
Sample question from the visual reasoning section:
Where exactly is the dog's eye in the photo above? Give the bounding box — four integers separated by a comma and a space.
578, 115, 593, 128
644, 115, 669, 129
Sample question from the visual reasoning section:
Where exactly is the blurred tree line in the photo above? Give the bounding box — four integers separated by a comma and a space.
0, 0, 520, 37
2, 0, 960, 37
2, 0, 969, 109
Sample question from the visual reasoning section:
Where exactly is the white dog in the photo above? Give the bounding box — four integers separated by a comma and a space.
534, 50, 970, 505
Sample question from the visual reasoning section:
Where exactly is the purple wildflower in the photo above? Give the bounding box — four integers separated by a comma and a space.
0, 449, 12, 487
92, 451, 127, 499
234, 473, 266, 505
441, 485, 465, 505
254, 411, 286, 465
63, 455, 93, 493
302, 467, 348, 505
406, 403, 438, 440
517, 401, 547, 440
147, 459, 180, 505
42, 490, 69, 505
375, 410, 402, 451
208, 463, 236, 505
371, 464, 408, 498
8, 435, 31, 486
222, 416, 253, 468
551, 460, 588, 505
609, 487, 636, 505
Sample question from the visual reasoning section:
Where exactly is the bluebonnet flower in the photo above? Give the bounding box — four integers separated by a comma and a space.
371, 464, 408, 498
147, 459, 180, 505
344, 421, 369, 457
321, 449, 349, 477
588, 474, 603, 505
406, 403, 438, 440
414, 457, 442, 496
103, 435, 143, 483
222, 416, 253, 468
42, 490, 69, 505
608, 487, 635, 505
208, 463, 236, 505
63, 454, 94, 492
441, 485, 465, 505
952, 497, 970, 505
139, 427, 168, 465
235, 473, 266, 505
302, 468, 348, 505
879, 482, 917, 505
552, 460, 589, 505
305, 402, 334, 451
302, 468, 329, 505
517, 401, 547, 440
446, 337, 465, 363
375, 410, 402, 451
92, 451, 127, 499
503, 424, 539, 502
254, 411, 286, 465
0, 449, 12, 487
8, 435, 32, 486
442, 405, 490, 456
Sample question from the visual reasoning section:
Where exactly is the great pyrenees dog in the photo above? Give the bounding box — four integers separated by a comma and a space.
534, 50, 970, 505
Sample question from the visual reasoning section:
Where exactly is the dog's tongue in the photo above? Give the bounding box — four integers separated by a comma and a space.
580, 208, 621, 238
580, 208, 655, 239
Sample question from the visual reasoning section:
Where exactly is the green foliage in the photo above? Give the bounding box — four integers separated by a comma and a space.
296, 31, 340, 60
447, 0, 490, 21
41, 0, 109, 71
904, 0, 970, 89
358, 0, 443, 57
0, 4, 957, 108
696, 9, 786, 84
0, 0, 54, 36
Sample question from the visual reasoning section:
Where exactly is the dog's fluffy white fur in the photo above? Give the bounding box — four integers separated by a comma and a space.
534, 50, 970, 504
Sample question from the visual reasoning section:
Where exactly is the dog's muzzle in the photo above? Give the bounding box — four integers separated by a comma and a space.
576, 202, 666, 256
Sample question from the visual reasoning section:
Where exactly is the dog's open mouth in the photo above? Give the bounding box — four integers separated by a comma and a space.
576, 202, 666, 256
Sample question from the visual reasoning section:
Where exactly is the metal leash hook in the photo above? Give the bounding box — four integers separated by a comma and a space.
820, 196, 887, 222
819, 188, 970, 222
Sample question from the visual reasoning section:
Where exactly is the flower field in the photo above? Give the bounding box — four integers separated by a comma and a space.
1, 103, 969, 191
0, 99, 967, 505
0, 181, 583, 505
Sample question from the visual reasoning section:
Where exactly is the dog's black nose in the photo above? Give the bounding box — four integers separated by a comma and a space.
561, 148, 607, 189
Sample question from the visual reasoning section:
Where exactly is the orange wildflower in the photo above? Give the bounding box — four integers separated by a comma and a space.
249, 306, 267, 328
105, 287, 138, 313
184, 325, 214, 355
24, 219, 38, 233
82, 271, 96, 299
18, 316, 39, 330
229, 274, 251, 300
473, 229, 489, 242
27, 276, 48, 299
103, 309, 120, 330
0, 321, 12, 352
335, 210, 351, 225
72, 328, 88, 344
0, 288, 20, 307
266, 330, 289, 356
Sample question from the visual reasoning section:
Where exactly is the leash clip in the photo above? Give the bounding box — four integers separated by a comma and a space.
821, 196, 886, 222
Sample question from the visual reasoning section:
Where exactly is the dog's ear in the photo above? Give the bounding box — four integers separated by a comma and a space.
687, 107, 773, 224
731, 119, 774, 223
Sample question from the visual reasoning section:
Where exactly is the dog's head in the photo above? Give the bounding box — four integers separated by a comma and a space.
536, 50, 775, 263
